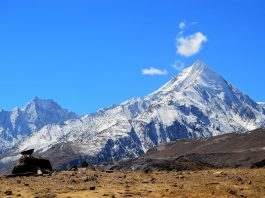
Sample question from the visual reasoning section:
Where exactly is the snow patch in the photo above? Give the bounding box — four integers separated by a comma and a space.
0, 155, 20, 164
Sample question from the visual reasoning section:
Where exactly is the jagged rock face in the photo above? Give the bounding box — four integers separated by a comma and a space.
0, 98, 78, 154
1, 60, 265, 171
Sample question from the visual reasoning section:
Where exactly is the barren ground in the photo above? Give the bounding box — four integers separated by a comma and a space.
0, 168, 265, 198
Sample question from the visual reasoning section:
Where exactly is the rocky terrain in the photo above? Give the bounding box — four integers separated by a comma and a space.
0, 128, 264, 197
0, 168, 265, 197
107, 128, 265, 171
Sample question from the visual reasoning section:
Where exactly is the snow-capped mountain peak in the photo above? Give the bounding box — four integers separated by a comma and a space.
1, 60, 265, 172
147, 60, 222, 99
23, 97, 54, 110
0, 98, 78, 154
23, 97, 65, 112
21, 97, 78, 127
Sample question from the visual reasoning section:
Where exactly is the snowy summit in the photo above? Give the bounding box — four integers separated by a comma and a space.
0, 60, 265, 170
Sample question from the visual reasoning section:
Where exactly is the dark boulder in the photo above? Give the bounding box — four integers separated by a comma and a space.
20, 149, 34, 156
11, 149, 52, 176
251, 159, 265, 168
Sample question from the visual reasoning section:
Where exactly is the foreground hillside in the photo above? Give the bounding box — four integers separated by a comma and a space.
105, 128, 265, 171
0, 168, 265, 197
1, 128, 264, 175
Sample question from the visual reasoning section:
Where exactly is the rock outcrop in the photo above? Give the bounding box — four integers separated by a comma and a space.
11, 149, 52, 176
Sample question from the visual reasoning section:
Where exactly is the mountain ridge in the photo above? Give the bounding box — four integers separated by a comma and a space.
1, 60, 265, 173
0, 98, 78, 154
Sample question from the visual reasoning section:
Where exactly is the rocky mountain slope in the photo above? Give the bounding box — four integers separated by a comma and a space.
1, 60, 265, 172
107, 128, 265, 171
0, 97, 78, 154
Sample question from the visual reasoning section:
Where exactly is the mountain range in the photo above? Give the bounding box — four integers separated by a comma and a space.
0, 98, 77, 154
0, 60, 265, 172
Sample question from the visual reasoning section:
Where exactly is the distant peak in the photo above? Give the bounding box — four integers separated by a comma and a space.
171, 60, 209, 80
23, 97, 60, 112
30, 97, 54, 104
32, 96, 40, 101
181, 60, 219, 80
188, 60, 209, 73
172, 60, 210, 80
148, 60, 225, 97
192, 59, 206, 68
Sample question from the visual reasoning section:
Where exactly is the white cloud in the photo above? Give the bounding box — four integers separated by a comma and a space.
177, 32, 207, 57
191, 21, 198, 25
179, 21, 186, 30
171, 60, 185, 71
178, 30, 184, 36
142, 67, 168, 75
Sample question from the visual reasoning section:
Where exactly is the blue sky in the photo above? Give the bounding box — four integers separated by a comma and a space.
0, 0, 265, 115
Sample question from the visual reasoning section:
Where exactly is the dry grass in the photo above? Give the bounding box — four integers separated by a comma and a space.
0, 168, 265, 198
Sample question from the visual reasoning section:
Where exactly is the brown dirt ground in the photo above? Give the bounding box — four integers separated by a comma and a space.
0, 168, 265, 198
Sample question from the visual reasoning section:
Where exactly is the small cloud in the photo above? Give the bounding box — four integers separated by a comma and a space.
191, 21, 199, 26
178, 30, 184, 36
177, 32, 207, 57
179, 21, 186, 30
171, 60, 185, 71
142, 67, 168, 75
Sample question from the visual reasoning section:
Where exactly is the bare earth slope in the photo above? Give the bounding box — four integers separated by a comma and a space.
0, 168, 265, 198
108, 128, 265, 171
